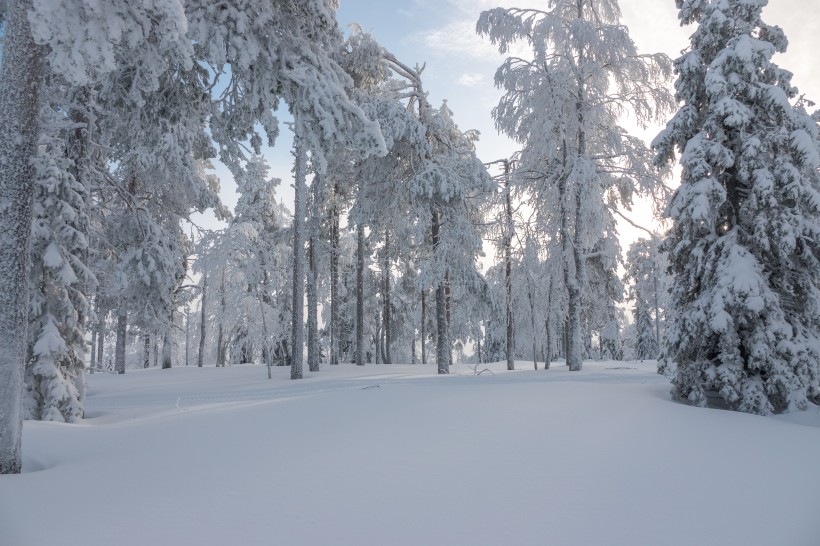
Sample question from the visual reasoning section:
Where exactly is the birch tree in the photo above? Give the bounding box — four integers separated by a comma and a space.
478, 0, 673, 371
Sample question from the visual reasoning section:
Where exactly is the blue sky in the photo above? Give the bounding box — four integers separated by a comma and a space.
204, 0, 820, 245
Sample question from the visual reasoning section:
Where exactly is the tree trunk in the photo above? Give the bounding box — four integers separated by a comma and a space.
161, 311, 173, 369
653, 257, 661, 357
382, 230, 392, 364
421, 290, 427, 365
217, 269, 226, 367
185, 310, 190, 366
307, 174, 320, 373
356, 222, 365, 366
567, 185, 585, 372
307, 241, 318, 372
115, 312, 127, 375
375, 311, 382, 365
198, 272, 207, 367
0, 0, 46, 474
544, 318, 552, 370
566, 39, 588, 373
504, 161, 515, 371
330, 182, 340, 366
445, 271, 452, 368
529, 287, 538, 371
544, 277, 552, 370
97, 312, 106, 371
432, 211, 449, 374
559, 150, 581, 371
216, 325, 225, 367
436, 283, 448, 374
291, 140, 307, 380
90, 323, 98, 374
143, 335, 150, 369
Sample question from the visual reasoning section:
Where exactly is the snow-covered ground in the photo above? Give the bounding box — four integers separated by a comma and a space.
2, 360, 819, 546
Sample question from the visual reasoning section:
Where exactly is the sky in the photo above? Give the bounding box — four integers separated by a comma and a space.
202, 0, 820, 251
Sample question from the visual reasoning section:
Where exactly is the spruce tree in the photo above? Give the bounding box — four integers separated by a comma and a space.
624, 237, 664, 361
654, 0, 820, 414
24, 104, 96, 422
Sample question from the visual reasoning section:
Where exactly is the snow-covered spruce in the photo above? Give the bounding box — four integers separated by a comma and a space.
624, 237, 667, 361
24, 103, 97, 423
653, 0, 820, 414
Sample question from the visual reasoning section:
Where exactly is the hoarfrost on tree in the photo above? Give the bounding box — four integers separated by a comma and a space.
654, 0, 820, 414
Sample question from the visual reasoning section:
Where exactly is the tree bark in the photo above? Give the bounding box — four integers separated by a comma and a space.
356, 222, 366, 366
436, 283, 448, 374
567, 202, 584, 372
115, 311, 128, 375
566, 22, 587, 373
0, 0, 47, 474
411, 330, 417, 364
217, 269, 226, 367
307, 174, 320, 372
291, 140, 307, 380
329, 182, 340, 366
161, 311, 173, 369
432, 211, 449, 374
198, 272, 207, 367
90, 323, 98, 374
445, 271, 452, 368
529, 287, 538, 371
143, 335, 151, 369
184, 310, 190, 366
97, 312, 106, 371
545, 280, 552, 371
375, 311, 382, 365
382, 230, 392, 364
504, 160, 515, 371
653, 255, 661, 357
421, 290, 427, 365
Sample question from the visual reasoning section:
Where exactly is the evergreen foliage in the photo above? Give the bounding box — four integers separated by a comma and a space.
654, 0, 820, 414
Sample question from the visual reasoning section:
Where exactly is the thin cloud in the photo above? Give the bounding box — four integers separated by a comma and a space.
457, 73, 487, 87
410, 1, 536, 62
412, 19, 501, 61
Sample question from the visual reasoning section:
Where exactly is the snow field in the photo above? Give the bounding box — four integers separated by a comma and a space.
1, 361, 819, 546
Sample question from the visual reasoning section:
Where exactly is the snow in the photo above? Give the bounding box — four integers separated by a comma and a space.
790, 129, 820, 165
2, 361, 819, 545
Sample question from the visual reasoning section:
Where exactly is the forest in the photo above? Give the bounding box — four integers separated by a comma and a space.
1, 0, 819, 481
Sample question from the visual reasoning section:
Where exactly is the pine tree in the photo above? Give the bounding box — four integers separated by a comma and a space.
0, 0, 47, 474
194, 158, 292, 371
336, 32, 492, 372
654, 0, 820, 414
